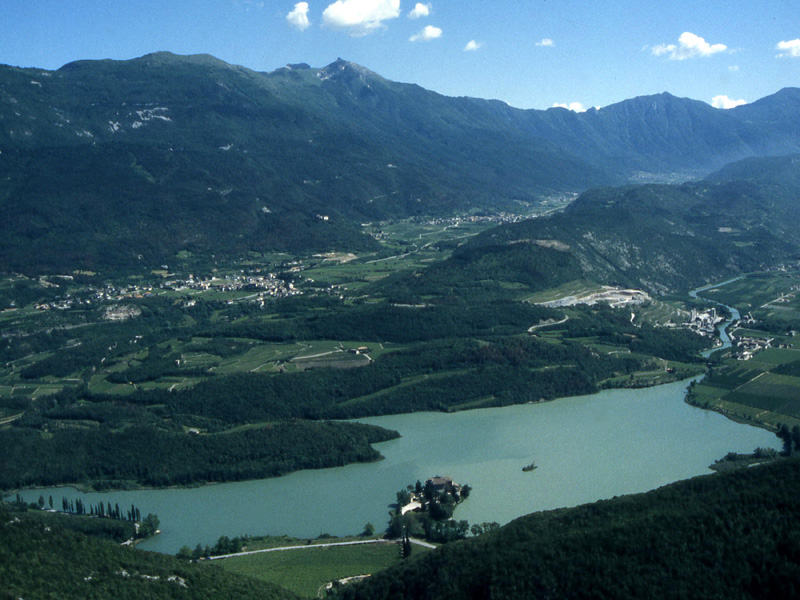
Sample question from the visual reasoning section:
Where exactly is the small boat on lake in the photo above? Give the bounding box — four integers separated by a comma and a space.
522, 462, 537, 472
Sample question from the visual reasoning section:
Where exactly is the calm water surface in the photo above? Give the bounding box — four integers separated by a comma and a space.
11, 379, 779, 554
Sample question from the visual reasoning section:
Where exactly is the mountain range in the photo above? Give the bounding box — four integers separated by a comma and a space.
1, 52, 800, 272
446, 154, 800, 293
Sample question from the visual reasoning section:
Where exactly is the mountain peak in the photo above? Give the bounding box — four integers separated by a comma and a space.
318, 59, 383, 82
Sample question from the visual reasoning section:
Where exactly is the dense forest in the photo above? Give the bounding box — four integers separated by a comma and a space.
372, 241, 584, 303
208, 299, 563, 343
335, 459, 800, 600
0, 502, 298, 599
0, 419, 397, 490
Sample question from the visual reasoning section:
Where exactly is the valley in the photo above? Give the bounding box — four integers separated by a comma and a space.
2, 197, 731, 491
2, 50, 800, 599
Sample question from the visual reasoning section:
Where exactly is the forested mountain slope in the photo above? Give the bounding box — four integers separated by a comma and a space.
1, 52, 799, 272
460, 154, 800, 294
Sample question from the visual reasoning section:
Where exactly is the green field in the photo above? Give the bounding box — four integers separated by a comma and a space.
301, 220, 495, 290
0, 382, 69, 399
702, 271, 800, 314
216, 541, 418, 598
690, 342, 800, 429
686, 271, 800, 429
212, 343, 308, 374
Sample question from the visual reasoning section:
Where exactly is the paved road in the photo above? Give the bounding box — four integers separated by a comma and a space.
527, 315, 569, 332
209, 537, 435, 560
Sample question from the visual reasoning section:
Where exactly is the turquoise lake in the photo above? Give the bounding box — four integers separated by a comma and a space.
11, 378, 780, 554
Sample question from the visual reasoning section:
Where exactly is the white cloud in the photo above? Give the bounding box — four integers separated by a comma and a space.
286, 2, 311, 31
322, 0, 400, 36
728, 65, 739, 72
408, 3, 430, 19
651, 43, 676, 57
711, 95, 747, 109
553, 102, 587, 113
410, 25, 442, 42
536, 38, 554, 47
776, 39, 800, 58
652, 32, 727, 60
463, 40, 483, 52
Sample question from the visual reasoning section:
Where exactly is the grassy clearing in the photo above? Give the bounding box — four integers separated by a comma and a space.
339, 369, 473, 410
212, 343, 307, 374
303, 260, 418, 288
31, 383, 68, 398
216, 541, 412, 598
601, 362, 704, 388
180, 352, 222, 369
0, 383, 58, 398
293, 354, 371, 371
704, 272, 800, 312
748, 347, 800, 365
301, 221, 494, 290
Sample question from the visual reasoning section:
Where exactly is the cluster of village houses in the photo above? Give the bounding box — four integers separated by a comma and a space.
685, 308, 794, 360
729, 312, 794, 360
729, 334, 776, 361
33, 270, 302, 313
162, 272, 300, 300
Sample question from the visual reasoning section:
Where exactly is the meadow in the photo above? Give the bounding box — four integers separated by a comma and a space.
216, 540, 426, 598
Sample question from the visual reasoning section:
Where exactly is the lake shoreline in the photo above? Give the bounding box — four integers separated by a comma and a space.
7, 376, 781, 554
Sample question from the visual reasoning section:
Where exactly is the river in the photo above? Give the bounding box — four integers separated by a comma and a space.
9, 378, 779, 554
690, 275, 743, 355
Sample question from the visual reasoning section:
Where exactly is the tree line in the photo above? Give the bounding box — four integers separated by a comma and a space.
334, 459, 800, 600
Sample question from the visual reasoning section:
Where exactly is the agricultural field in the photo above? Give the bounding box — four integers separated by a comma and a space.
216, 540, 423, 598
689, 340, 800, 429
0, 218, 548, 399
301, 220, 495, 291
0, 214, 722, 492
702, 271, 800, 315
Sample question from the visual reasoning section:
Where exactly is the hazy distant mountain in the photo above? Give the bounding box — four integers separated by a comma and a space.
524, 91, 800, 178
1, 52, 799, 272
704, 153, 800, 191
459, 154, 800, 293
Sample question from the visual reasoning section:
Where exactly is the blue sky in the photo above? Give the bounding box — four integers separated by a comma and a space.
2, 0, 798, 110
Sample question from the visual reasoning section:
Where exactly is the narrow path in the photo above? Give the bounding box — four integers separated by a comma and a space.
293, 349, 343, 361
209, 536, 437, 560
527, 315, 569, 332
365, 252, 413, 264
0, 412, 23, 426
208, 539, 393, 560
